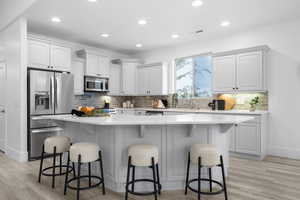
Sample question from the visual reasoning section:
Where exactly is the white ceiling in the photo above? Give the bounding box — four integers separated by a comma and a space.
25, 0, 300, 55
0, 0, 36, 31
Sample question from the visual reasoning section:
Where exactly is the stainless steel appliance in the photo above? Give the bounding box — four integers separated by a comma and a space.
84, 76, 109, 92
27, 69, 74, 160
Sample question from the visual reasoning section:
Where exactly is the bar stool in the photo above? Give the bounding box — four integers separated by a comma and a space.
64, 143, 105, 200
125, 144, 162, 200
38, 136, 75, 188
184, 144, 228, 200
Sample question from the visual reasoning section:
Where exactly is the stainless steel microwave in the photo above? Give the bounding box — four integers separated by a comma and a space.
84, 76, 109, 92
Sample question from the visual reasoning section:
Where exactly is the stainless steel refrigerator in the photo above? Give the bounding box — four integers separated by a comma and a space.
27, 69, 74, 160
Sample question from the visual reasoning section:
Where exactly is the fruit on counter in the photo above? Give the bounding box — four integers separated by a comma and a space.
79, 106, 95, 114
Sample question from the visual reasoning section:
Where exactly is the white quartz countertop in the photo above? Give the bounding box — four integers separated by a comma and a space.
118, 107, 268, 115
41, 114, 254, 126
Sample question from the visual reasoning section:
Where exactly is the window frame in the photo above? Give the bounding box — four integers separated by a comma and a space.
174, 52, 213, 99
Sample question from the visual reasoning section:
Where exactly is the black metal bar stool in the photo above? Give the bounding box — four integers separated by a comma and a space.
38, 136, 75, 188
64, 142, 105, 200
184, 144, 228, 200
125, 144, 162, 200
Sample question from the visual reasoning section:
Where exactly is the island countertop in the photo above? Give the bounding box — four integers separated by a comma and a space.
41, 113, 253, 126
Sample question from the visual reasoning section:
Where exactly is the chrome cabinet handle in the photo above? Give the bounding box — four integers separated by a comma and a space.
0, 110, 5, 113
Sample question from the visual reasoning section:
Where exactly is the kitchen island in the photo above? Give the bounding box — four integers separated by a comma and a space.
43, 113, 252, 192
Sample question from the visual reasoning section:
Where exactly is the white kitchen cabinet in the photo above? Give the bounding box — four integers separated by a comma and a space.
137, 62, 168, 95
235, 123, 261, 155
236, 51, 263, 91
28, 40, 50, 69
229, 126, 236, 152
77, 50, 110, 77
212, 46, 268, 93
212, 55, 236, 92
122, 62, 137, 95
0, 62, 5, 151
72, 60, 85, 95
0, 113, 5, 151
50, 45, 72, 72
28, 39, 71, 72
109, 63, 122, 95
137, 67, 149, 95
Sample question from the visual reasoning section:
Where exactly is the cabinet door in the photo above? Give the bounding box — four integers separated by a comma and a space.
236, 123, 261, 155
236, 51, 263, 91
212, 55, 236, 92
0, 112, 5, 151
28, 40, 50, 69
137, 67, 148, 95
98, 56, 110, 77
148, 65, 163, 95
0, 62, 6, 151
72, 60, 84, 95
50, 45, 71, 72
229, 125, 236, 152
122, 62, 137, 95
109, 64, 121, 95
86, 53, 99, 76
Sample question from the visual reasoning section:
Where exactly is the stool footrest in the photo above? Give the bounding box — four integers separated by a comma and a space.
126, 178, 161, 196
187, 178, 224, 195
42, 165, 74, 177
66, 175, 104, 191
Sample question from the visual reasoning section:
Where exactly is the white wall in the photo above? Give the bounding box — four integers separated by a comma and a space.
136, 19, 300, 160
0, 18, 28, 162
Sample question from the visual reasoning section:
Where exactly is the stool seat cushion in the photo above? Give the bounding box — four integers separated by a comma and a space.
190, 144, 220, 167
70, 143, 100, 163
44, 136, 70, 154
128, 144, 159, 167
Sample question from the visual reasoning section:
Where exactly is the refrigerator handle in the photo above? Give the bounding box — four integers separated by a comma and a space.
54, 76, 58, 109
49, 75, 53, 110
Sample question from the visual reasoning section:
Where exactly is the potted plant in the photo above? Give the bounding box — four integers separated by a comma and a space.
249, 96, 259, 111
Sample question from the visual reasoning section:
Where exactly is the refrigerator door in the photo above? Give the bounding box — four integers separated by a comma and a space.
30, 70, 55, 115
54, 72, 74, 114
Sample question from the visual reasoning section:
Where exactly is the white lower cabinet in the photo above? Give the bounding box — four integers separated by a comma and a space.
235, 123, 261, 155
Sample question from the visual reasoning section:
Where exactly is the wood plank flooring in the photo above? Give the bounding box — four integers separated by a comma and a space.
1, 153, 300, 200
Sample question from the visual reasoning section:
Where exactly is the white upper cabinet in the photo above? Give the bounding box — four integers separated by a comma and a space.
50, 45, 71, 72
137, 67, 149, 95
137, 62, 168, 96
109, 63, 122, 95
86, 53, 99, 76
109, 60, 139, 96
77, 50, 110, 77
28, 39, 71, 72
122, 62, 137, 95
212, 55, 236, 92
28, 40, 50, 69
72, 60, 85, 95
236, 51, 263, 91
212, 46, 268, 93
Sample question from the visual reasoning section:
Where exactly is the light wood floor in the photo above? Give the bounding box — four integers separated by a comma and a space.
1, 153, 300, 200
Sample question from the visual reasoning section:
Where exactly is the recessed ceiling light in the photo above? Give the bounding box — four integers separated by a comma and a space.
220, 21, 231, 27
171, 34, 179, 39
51, 17, 61, 23
138, 19, 147, 25
136, 44, 143, 48
101, 33, 109, 38
87, 0, 97, 2
192, 0, 203, 7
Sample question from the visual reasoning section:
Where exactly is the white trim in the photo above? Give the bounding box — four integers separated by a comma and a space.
267, 146, 300, 160
5, 145, 28, 162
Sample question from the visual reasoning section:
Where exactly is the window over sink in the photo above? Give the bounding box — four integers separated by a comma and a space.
175, 55, 212, 98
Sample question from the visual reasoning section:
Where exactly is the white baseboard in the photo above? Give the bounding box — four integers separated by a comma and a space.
5, 146, 28, 162
267, 146, 300, 160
